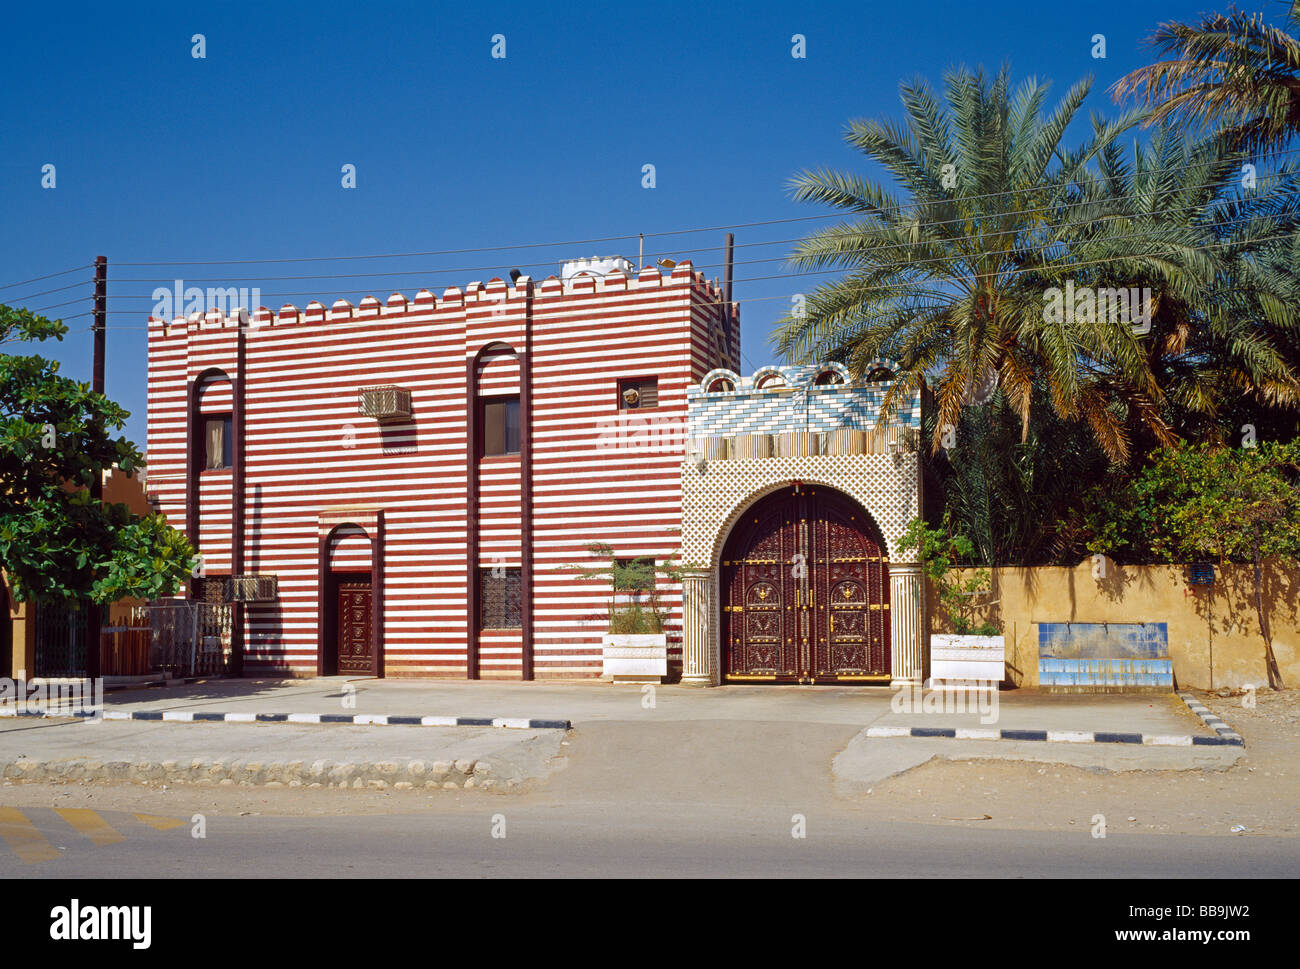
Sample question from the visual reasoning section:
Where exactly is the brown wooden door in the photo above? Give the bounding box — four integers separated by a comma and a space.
336, 581, 373, 674
722, 486, 889, 683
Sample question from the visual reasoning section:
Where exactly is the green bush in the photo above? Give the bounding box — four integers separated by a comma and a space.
608, 603, 664, 635
898, 514, 999, 635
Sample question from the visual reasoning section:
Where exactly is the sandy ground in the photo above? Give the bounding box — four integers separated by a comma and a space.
861, 688, 1298, 837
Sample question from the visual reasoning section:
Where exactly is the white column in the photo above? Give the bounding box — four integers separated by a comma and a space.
889, 562, 925, 689
680, 568, 718, 686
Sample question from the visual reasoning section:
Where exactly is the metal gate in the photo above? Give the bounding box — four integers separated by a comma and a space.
33, 600, 91, 677
721, 485, 890, 683
148, 600, 233, 677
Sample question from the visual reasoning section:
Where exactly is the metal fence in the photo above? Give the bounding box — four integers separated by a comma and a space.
148, 600, 233, 677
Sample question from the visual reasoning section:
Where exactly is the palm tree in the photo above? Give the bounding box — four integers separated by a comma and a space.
1066, 124, 1300, 455
774, 65, 1168, 461
1112, 2, 1300, 157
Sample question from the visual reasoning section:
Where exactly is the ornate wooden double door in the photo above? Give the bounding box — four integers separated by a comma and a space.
722, 486, 890, 683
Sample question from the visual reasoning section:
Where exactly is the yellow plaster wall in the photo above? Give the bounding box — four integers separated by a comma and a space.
930, 560, 1299, 691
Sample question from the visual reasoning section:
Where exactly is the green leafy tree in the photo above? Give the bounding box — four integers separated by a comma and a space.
898, 515, 999, 635
1113, 2, 1300, 158
0, 304, 193, 605
1087, 441, 1300, 688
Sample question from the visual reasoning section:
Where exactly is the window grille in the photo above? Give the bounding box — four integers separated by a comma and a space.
479, 567, 522, 628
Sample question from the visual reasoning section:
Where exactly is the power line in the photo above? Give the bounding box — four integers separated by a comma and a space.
98, 205, 1300, 311
29, 296, 93, 314
4, 278, 94, 303
63, 231, 1299, 330
0, 264, 92, 292
103, 173, 1300, 294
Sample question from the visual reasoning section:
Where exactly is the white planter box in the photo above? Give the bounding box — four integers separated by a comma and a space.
602, 634, 668, 683
930, 633, 1005, 688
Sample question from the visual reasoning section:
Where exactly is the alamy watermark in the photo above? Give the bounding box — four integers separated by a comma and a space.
0, 675, 104, 718
1042, 281, 1152, 336
891, 681, 1000, 725
595, 415, 687, 455
152, 280, 262, 321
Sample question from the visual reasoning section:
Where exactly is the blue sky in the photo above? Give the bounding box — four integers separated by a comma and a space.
1, 0, 1225, 446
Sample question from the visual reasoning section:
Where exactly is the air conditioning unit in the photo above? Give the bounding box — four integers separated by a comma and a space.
358, 385, 412, 423
225, 575, 279, 602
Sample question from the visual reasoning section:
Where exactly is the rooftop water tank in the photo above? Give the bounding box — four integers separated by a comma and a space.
561, 255, 634, 284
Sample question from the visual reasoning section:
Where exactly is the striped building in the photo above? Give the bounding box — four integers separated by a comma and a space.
145, 259, 738, 679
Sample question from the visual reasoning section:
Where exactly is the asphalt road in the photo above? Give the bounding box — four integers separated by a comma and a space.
4, 800, 1294, 878
3, 719, 1296, 877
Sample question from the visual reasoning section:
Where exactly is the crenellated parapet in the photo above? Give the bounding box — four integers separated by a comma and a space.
145, 260, 729, 343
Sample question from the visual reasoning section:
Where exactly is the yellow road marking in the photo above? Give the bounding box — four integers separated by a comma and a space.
0, 807, 61, 864
134, 813, 186, 831
55, 808, 125, 846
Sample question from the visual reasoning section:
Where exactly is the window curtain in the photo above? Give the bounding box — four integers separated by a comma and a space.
205, 419, 225, 469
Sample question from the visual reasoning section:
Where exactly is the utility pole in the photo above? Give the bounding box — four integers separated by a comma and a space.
723, 233, 735, 366
86, 255, 106, 681
92, 256, 106, 394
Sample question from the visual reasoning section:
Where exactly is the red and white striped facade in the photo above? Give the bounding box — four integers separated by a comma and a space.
146, 261, 738, 678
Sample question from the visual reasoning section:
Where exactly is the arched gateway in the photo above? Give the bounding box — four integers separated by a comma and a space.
721, 486, 890, 683
679, 362, 927, 688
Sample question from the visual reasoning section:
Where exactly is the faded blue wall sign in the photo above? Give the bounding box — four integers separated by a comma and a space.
1038, 622, 1173, 688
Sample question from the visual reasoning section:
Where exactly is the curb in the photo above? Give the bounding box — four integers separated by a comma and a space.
0, 754, 523, 792
863, 692, 1244, 747
1177, 691, 1246, 745
0, 708, 571, 730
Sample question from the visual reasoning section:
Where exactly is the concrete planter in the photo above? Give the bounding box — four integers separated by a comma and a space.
601, 634, 668, 683
929, 633, 1005, 689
